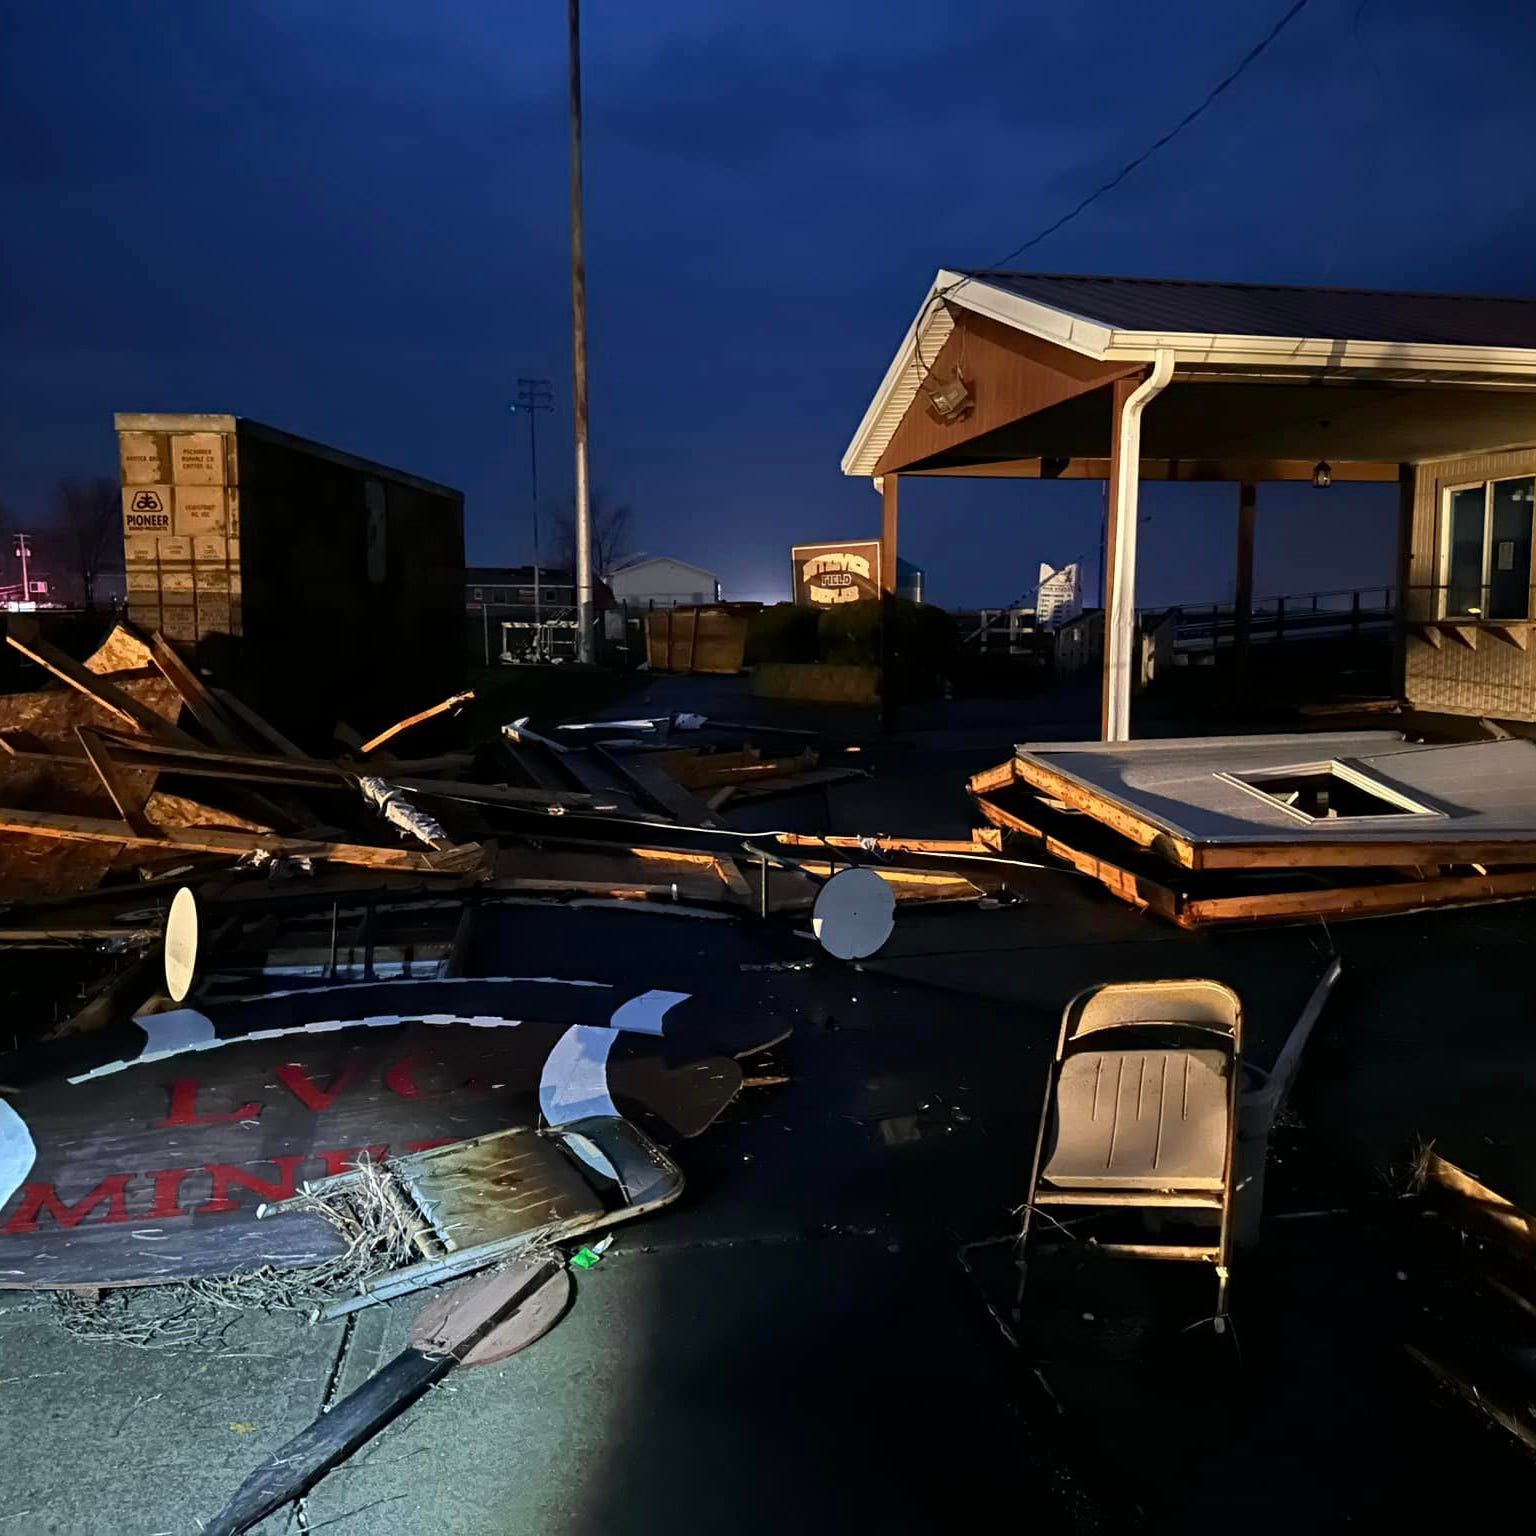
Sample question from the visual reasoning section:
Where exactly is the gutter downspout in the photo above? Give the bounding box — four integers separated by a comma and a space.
1104, 349, 1175, 742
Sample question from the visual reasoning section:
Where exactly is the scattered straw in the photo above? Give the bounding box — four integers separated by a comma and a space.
48, 1156, 424, 1351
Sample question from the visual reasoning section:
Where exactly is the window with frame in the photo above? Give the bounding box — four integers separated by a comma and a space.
1441, 475, 1535, 620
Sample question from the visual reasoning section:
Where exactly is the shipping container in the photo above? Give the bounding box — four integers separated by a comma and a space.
115, 413, 464, 743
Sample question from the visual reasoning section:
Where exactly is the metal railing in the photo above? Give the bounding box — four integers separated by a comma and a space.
1400, 583, 1532, 625
956, 607, 1041, 654
1168, 586, 1395, 654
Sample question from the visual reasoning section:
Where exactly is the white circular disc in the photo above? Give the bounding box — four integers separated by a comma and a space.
163, 886, 200, 1003
811, 867, 896, 960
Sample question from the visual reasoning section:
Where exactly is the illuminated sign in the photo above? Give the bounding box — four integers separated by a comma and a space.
791, 540, 882, 607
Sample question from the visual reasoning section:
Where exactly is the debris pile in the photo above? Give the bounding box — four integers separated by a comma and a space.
972, 731, 1536, 926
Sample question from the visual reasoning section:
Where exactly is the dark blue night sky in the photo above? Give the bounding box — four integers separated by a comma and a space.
4, 1, 1534, 608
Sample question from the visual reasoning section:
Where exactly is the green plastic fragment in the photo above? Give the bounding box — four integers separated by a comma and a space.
571, 1246, 603, 1270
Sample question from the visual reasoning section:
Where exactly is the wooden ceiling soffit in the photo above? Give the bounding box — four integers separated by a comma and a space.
908, 457, 1401, 483
872, 309, 1141, 477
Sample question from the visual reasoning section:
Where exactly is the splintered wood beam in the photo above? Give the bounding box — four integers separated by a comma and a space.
147, 632, 247, 748
360, 690, 476, 756
967, 759, 1020, 795
662, 749, 816, 788
775, 833, 991, 854
1422, 1153, 1536, 1260
5, 631, 195, 743
73, 727, 155, 837
0, 805, 484, 873
211, 687, 311, 759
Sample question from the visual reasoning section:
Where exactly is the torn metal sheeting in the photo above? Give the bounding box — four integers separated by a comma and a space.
357, 776, 451, 849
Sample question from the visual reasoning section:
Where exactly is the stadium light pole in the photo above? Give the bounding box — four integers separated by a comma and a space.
512, 378, 553, 656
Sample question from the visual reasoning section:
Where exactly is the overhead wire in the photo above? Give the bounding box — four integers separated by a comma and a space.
907, 0, 1314, 381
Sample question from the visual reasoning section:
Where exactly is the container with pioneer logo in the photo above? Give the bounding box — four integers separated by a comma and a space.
114, 412, 464, 742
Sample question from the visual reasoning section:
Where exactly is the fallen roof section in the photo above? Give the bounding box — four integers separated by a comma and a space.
1006, 733, 1536, 870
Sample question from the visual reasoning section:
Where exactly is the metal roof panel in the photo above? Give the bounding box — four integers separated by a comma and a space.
964, 273, 1536, 349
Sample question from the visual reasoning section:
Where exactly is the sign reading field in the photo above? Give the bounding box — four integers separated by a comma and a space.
792, 540, 882, 607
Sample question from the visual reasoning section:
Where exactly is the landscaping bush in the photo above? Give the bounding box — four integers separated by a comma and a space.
745, 602, 819, 664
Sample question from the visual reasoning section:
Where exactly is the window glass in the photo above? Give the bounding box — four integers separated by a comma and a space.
1488, 476, 1534, 620
1446, 487, 1486, 616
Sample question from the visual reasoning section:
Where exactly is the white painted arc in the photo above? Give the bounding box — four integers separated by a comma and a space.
187, 976, 615, 1010
0, 1098, 37, 1211
538, 1025, 619, 1126
67, 987, 694, 1085
607, 989, 690, 1035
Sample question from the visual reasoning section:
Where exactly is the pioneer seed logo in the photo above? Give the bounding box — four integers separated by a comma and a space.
125, 489, 171, 532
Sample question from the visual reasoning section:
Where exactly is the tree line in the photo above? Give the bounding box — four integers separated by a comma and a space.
0, 477, 123, 608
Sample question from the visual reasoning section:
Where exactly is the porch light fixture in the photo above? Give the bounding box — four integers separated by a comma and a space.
1312, 459, 1332, 489
921, 367, 974, 425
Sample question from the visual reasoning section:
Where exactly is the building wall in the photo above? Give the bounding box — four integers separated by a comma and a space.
608, 558, 718, 607
1055, 610, 1103, 676
1404, 445, 1536, 721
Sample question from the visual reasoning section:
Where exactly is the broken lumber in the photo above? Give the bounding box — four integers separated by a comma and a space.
5, 631, 194, 744
73, 728, 155, 837
203, 1259, 562, 1536
147, 632, 247, 749
359, 689, 475, 756
0, 805, 483, 873
1421, 1153, 1536, 1261
210, 686, 310, 759
718, 765, 869, 804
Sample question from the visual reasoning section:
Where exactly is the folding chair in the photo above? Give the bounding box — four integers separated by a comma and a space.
1020, 979, 1242, 1320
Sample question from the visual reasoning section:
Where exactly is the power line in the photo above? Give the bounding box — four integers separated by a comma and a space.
912, 0, 1313, 378
909, 0, 1311, 383
979, 0, 1312, 270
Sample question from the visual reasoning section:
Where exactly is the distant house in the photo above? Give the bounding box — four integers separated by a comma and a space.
606, 555, 721, 609
465, 564, 576, 609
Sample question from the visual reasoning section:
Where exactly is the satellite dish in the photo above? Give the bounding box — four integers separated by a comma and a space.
812, 867, 895, 960
163, 887, 200, 1003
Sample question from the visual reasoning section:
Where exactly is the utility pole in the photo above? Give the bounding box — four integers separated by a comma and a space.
513, 378, 553, 659
13, 534, 31, 603
568, 0, 595, 663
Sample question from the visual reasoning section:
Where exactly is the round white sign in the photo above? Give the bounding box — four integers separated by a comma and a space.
811, 867, 896, 960
163, 886, 200, 1003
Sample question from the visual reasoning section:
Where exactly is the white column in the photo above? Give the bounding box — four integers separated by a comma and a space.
1103, 350, 1174, 742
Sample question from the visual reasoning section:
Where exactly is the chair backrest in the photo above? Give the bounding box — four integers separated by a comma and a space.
1066, 979, 1241, 1049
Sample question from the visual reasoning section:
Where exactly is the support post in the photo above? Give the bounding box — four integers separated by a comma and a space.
880, 475, 899, 593
1101, 353, 1173, 742
568, 0, 595, 664
1393, 463, 1414, 701
1234, 481, 1256, 674
879, 474, 898, 731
